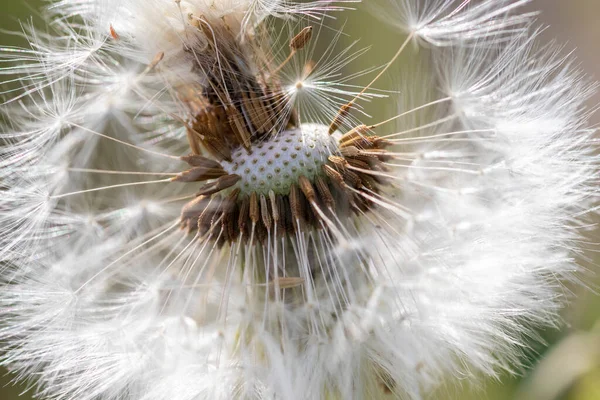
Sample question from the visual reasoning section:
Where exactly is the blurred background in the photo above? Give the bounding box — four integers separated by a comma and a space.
1, 1, 599, 399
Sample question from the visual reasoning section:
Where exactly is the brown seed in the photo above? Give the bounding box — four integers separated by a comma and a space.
171, 167, 227, 183
340, 146, 361, 158
289, 184, 304, 230
222, 189, 240, 242
226, 105, 252, 149
180, 196, 211, 232
345, 157, 372, 171
281, 195, 295, 234
359, 148, 394, 162
290, 26, 313, 51
298, 175, 316, 202
322, 164, 345, 188
237, 196, 250, 233
328, 155, 349, 169
255, 218, 268, 244
249, 191, 260, 225
346, 151, 380, 165
329, 102, 354, 135
303, 190, 319, 228
364, 173, 381, 192
185, 128, 202, 155
198, 196, 219, 236
269, 190, 279, 223
196, 174, 241, 196
315, 176, 335, 210
203, 135, 232, 161
361, 136, 392, 150
276, 193, 287, 236
342, 169, 363, 189
339, 124, 371, 147
352, 191, 372, 212
260, 194, 272, 230
109, 25, 119, 40
180, 155, 224, 169
327, 158, 362, 189
268, 277, 305, 289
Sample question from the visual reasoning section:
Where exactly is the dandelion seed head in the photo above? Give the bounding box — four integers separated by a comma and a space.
0, 0, 598, 399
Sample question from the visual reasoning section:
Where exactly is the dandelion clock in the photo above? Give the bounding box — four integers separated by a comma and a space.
0, 0, 598, 399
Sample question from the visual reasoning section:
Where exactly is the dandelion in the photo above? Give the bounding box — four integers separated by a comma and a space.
0, 0, 597, 399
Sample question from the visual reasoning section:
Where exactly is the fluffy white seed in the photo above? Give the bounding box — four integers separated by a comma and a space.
0, 1, 597, 400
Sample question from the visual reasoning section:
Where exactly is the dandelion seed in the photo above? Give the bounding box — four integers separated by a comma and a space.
0, 1, 598, 399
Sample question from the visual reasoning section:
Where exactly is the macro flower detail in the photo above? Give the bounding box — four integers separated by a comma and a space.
176, 122, 391, 247
0, 0, 598, 399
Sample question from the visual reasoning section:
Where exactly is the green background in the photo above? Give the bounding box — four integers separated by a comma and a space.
1, 1, 599, 399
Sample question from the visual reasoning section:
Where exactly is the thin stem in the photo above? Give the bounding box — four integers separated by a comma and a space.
68, 122, 181, 160
66, 167, 179, 176
370, 97, 452, 129
51, 178, 172, 199
271, 49, 297, 77
354, 32, 414, 102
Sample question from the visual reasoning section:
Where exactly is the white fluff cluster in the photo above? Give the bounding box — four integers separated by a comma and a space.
0, 1, 597, 399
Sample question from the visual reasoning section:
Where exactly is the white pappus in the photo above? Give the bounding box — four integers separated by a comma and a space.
0, 0, 598, 399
